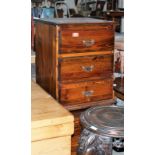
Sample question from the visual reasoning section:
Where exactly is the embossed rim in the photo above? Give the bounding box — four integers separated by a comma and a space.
80, 106, 124, 137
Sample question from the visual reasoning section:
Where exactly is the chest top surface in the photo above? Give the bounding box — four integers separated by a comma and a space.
34, 17, 113, 25
31, 81, 74, 129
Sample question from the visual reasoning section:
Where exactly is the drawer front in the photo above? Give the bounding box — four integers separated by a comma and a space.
59, 54, 113, 81
59, 24, 114, 54
59, 79, 113, 104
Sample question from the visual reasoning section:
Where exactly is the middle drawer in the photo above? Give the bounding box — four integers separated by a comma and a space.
58, 54, 113, 82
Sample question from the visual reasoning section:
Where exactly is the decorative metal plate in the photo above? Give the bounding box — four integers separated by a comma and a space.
80, 106, 124, 137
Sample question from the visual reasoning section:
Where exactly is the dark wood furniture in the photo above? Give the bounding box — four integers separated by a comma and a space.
105, 11, 124, 20
102, 10, 124, 32
71, 109, 83, 155
114, 77, 124, 100
35, 18, 115, 111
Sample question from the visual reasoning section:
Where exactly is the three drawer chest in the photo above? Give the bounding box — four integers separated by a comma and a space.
35, 18, 115, 111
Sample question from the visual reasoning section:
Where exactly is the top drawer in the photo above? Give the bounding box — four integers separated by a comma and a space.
59, 24, 114, 54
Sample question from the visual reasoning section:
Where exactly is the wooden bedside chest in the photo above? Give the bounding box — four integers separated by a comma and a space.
35, 18, 115, 111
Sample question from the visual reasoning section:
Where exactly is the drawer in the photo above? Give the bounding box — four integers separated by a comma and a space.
59, 79, 113, 104
59, 54, 113, 82
59, 24, 114, 54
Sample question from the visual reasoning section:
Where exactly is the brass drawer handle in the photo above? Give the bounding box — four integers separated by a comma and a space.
82, 39, 95, 47
82, 90, 94, 97
82, 65, 94, 72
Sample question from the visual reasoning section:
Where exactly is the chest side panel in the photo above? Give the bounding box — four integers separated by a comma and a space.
35, 22, 58, 98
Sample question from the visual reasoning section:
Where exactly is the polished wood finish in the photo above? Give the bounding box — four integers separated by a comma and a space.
114, 77, 124, 100
32, 81, 74, 155
35, 18, 115, 111
103, 11, 124, 32
105, 11, 124, 19
60, 79, 113, 105
59, 54, 113, 81
71, 109, 83, 155
35, 23, 58, 98
65, 99, 115, 111
59, 24, 114, 54
59, 51, 112, 58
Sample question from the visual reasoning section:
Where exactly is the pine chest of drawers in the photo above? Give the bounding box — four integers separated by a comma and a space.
35, 18, 115, 111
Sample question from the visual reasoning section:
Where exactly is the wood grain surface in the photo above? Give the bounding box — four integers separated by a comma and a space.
64, 98, 115, 111
35, 23, 57, 98
32, 81, 74, 155
59, 79, 113, 105
71, 109, 85, 155
32, 81, 74, 130
59, 24, 114, 54
32, 136, 71, 155
59, 54, 113, 82
35, 19, 114, 111
32, 122, 74, 141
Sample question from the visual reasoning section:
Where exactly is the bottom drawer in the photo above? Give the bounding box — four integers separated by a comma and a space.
59, 79, 113, 105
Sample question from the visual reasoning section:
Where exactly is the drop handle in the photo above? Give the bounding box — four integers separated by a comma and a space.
82, 90, 94, 97
82, 65, 94, 72
82, 39, 95, 47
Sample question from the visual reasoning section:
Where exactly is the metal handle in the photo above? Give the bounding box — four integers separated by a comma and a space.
82, 90, 94, 97
82, 65, 94, 72
82, 39, 95, 47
